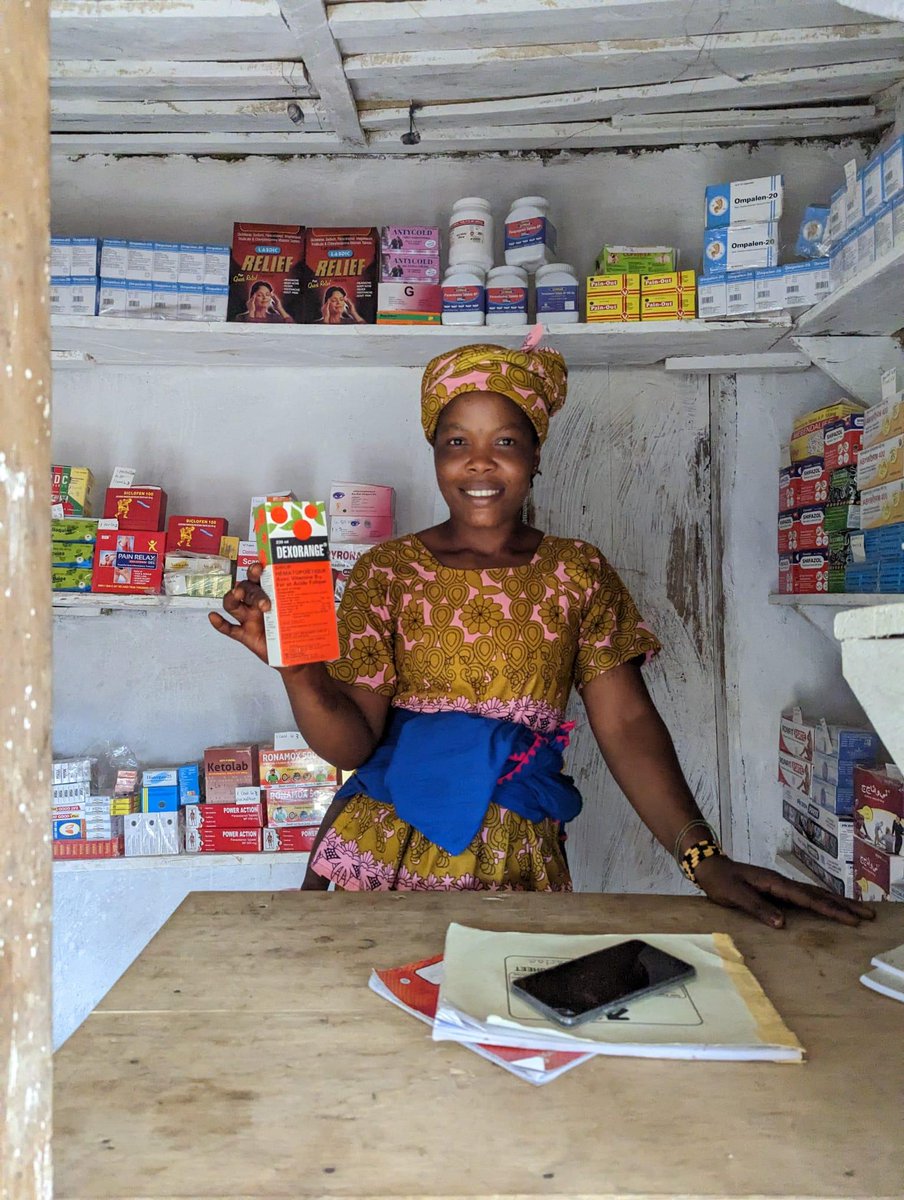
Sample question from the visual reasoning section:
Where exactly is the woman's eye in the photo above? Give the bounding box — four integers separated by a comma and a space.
497, 437, 515, 447
447, 437, 465, 447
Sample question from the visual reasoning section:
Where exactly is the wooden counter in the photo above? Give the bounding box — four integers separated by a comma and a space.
54, 892, 904, 1200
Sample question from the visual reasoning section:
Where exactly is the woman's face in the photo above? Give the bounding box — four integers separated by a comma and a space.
325, 291, 346, 319
433, 391, 540, 530
252, 285, 272, 312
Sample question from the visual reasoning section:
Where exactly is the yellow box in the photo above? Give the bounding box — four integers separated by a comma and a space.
586, 273, 640, 296
586, 294, 641, 322
219, 536, 239, 561
641, 270, 696, 294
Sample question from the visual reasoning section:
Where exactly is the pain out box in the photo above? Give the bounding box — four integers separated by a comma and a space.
203, 744, 260, 803
302, 228, 378, 325
104, 487, 167, 531
228, 223, 305, 323
260, 747, 337, 786
254, 499, 340, 668
92, 530, 164, 594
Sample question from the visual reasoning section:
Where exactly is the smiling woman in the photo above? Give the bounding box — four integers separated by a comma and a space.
211, 336, 873, 927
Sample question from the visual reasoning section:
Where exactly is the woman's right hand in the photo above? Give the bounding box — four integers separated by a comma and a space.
208, 561, 272, 663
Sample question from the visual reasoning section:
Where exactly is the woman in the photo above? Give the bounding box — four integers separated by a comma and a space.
316, 285, 366, 325
234, 280, 294, 324
211, 338, 871, 928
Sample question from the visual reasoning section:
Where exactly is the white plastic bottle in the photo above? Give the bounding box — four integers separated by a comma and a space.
448, 198, 494, 272
441, 263, 486, 326
504, 195, 557, 271
485, 265, 528, 326
535, 262, 580, 324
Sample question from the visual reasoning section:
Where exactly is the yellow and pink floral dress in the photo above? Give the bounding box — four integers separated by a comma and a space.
313, 533, 660, 891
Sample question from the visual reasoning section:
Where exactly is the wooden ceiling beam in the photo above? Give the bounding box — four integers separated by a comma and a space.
277, 0, 365, 145
50, 59, 313, 102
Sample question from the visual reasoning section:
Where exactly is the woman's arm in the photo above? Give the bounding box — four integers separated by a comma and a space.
581, 662, 873, 928
209, 562, 389, 770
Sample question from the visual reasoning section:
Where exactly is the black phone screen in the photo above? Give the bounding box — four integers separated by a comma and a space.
512, 939, 695, 1019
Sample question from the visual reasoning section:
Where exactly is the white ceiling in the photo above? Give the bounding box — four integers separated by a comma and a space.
50, 1, 904, 155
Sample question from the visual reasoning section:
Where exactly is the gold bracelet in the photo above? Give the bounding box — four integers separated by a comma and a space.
679, 839, 723, 885
673, 819, 717, 864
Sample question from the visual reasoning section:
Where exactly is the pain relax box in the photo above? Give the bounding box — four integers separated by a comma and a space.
253, 499, 339, 668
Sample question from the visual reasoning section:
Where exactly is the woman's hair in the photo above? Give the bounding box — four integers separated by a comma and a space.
249, 280, 273, 298
323, 285, 347, 302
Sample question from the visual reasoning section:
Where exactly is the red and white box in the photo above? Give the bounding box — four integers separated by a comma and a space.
778, 550, 830, 595
260, 747, 337, 786
236, 539, 259, 583
103, 486, 167, 531
854, 835, 904, 901
779, 751, 812, 795
779, 459, 828, 512
203, 744, 260, 803
166, 515, 229, 554
185, 826, 263, 853
777, 506, 828, 554
263, 826, 318, 853
53, 837, 123, 860
779, 713, 815, 761
184, 803, 264, 829
328, 482, 395, 518
92, 529, 164, 595
330, 543, 372, 604
854, 764, 904, 849
824, 417, 864, 471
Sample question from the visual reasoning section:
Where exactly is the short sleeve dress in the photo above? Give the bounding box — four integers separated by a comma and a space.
313, 533, 661, 891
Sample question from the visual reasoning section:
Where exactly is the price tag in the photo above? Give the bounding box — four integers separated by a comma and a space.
274, 731, 307, 750
234, 786, 261, 803
51, 503, 64, 519
844, 159, 858, 192
110, 466, 136, 488
97, 518, 119, 531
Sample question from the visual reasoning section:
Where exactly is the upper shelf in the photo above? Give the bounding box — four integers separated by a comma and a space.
794, 244, 904, 337
53, 594, 221, 616
50, 315, 791, 370
768, 593, 904, 608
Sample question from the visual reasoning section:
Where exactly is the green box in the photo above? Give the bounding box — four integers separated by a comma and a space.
51, 541, 95, 568
51, 518, 98, 544
52, 567, 93, 592
596, 244, 677, 275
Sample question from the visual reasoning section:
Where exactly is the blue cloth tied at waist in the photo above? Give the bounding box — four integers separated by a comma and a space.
334, 707, 583, 856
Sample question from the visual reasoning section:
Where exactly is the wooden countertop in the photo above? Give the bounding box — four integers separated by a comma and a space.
54, 891, 904, 1200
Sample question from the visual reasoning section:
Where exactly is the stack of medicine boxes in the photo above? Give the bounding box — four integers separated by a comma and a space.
779, 711, 880, 897
51, 466, 97, 593
50, 238, 101, 316
51, 757, 124, 859
697, 175, 783, 319
848, 367, 904, 593
825, 135, 904, 296
854, 764, 904, 901
377, 227, 442, 325
328, 482, 395, 604
97, 240, 230, 321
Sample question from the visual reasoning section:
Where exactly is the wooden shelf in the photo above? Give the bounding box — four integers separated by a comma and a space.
50, 314, 792, 370
53, 594, 222, 615
794, 244, 904, 337
53, 851, 310, 872
768, 593, 904, 608
774, 850, 825, 889
835, 600, 904, 641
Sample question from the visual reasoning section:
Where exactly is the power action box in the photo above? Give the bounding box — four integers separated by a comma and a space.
854, 835, 904, 901
779, 460, 828, 512
185, 826, 263, 854
103, 487, 167, 531
91, 530, 164, 595
203, 744, 260, 803
166, 515, 229, 554
302, 228, 378, 325
777, 506, 828, 554
255, 499, 340, 668
260, 747, 337, 786
184, 803, 264, 829
263, 826, 318, 853
228, 224, 304, 324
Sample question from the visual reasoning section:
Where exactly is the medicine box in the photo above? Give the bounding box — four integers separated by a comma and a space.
260, 747, 337, 786
857, 218, 876, 274
791, 831, 853, 898
100, 238, 128, 278
795, 206, 829, 258
863, 157, 884, 217
704, 175, 783, 228
860, 478, 904, 529
596, 246, 675, 274
381, 226, 440, 255
854, 835, 904, 901
124, 812, 181, 857
857, 435, 904, 491
69, 277, 98, 316
779, 751, 812, 794
777, 507, 828, 554
166, 515, 229, 554
824, 417, 863, 471
329, 514, 394, 543
202, 284, 229, 322
754, 267, 785, 313
153, 242, 180, 284
779, 713, 815, 761
379, 255, 441, 283
91, 529, 164, 595
328, 483, 395, 518
783, 788, 853, 866
103, 486, 167, 531
703, 223, 779, 275
844, 179, 865, 232
98, 278, 128, 316
812, 750, 862, 791
376, 281, 443, 325
185, 826, 263, 854
236, 540, 259, 583
330, 542, 372, 604
586, 288, 640, 322
864, 392, 904, 450
697, 277, 726, 319
262, 826, 317, 853
777, 550, 830, 596
854, 764, 904, 842
52, 465, 94, 516
265, 788, 334, 826
203, 744, 260, 804
882, 135, 904, 203
184, 803, 264, 829
249, 493, 296, 540
815, 724, 880, 759
141, 786, 180, 813
178, 763, 201, 804
724, 270, 756, 317
779, 460, 828, 512
205, 245, 231, 286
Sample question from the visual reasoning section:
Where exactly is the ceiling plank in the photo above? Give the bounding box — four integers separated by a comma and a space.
277, 0, 365, 145
360, 60, 904, 129
344, 23, 904, 101
51, 98, 331, 133
50, 60, 313, 102
50, 0, 298, 60
328, 0, 888, 54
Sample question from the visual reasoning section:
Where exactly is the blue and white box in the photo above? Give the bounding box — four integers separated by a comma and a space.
178, 764, 201, 804
811, 257, 832, 303
704, 175, 783, 228
69, 275, 98, 316
697, 276, 726, 319
127, 240, 155, 282
50, 277, 70, 315
100, 238, 128, 279
857, 217, 876, 274
179, 244, 207, 285
152, 280, 179, 317
894, 192, 904, 246
754, 266, 785, 312
874, 200, 894, 258
841, 230, 859, 284
784, 262, 815, 308
703, 222, 779, 275
844, 178, 865, 231
126, 278, 154, 315
202, 284, 229, 321
98, 277, 128, 315
70, 237, 99, 277
176, 281, 204, 320
795, 206, 829, 259
882, 135, 904, 203
204, 245, 231, 287
827, 187, 847, 246
50, 237, 72, 277
153, 242, 181, 284
814, 723, 880, 760
725, 269, 756, 317
144, 769, 178, 788
863, 157, 884, 218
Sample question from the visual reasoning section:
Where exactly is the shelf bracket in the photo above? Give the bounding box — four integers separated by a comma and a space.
792, 335, 904, 403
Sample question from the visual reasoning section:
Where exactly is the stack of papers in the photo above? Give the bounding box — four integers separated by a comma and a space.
371, 924, 804, 1083
860, 944, 904, 1002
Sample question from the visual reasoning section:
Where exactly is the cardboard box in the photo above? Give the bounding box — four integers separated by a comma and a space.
790, 831, 853, 897
864, 392, 904, 450
376, 281, 442, 325
260, 747, 337, 786
854, 765, 904, 850
585, 293, 640, 322
228, 224, 304, 323
860, 478, 904, 529
166, 515, 229, 554
779, 713, 815, 761
381, 226, 440, 254
854, 835, 904, 901
777, 550, 830, 595
249, 493, 296, 541
254, 499, 339, 668
329, 514, 393, 543
203, 744, 260, 803
753, 266, 785, 312
697, 277, 727, 319
52, 837, 123, 860
586, 273, 641, 295
51, 541, 95, 568
812, 749, 869, 791
51, 567, 93, 593
103, 487, 167, 531
184, 803, 264, 830
141, 786, 180, 813
265, 787, 334, 826
812, 776, 855, 816
815, 724, 880, 757
640, 271, 696, 295
185, 826, 263, 854
704, 175, 783, 228
303, 227, 378, 325
778, 751, 812, 795
640, 291, 696, 320
52, 465, 94, 516
236, 539, 259, 584
703, 222, 779, 275
91, 529, 164, 595
725, 270, 756, 317
328, 483, 394, 518
380, 254, 441, 283
330, 542, 372, 604
779, 460, 828, 512
123, 812, 181, 857
178, 764, 201, 804
262, 826, 318, 852
823, 417, 864, 471
783, 788, 853, 864
857, 435, 904, 492
596, 246, 675, 274
777, 506, 828, 554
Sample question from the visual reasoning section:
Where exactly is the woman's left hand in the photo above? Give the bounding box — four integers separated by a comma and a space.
694, 854, 875, 928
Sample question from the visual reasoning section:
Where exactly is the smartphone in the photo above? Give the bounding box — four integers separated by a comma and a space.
511, 939, 696, 1028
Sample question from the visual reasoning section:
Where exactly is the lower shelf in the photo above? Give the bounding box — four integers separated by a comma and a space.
53, 593, 222, 615
768, 593, 904, 608
774, 849, 824, 889
53, 850, 309, 871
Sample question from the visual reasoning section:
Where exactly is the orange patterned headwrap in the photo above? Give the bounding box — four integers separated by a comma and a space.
420, 339, 568, 445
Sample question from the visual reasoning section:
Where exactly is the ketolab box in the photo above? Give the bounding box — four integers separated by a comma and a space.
704, 175, 783, 229
260, 747, 337, 786
203, 744, 260, 803
854, 835, 904, 901
857, 435, 904, 492
302, 227, 378, 325
228, 223, 304, 324
254, 499, 340, 668
703, 223, 779, 275
91, 530, 164, 595
103, 486, 167, 531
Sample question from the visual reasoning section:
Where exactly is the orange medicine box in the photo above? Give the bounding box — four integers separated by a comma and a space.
103, 486, 167, 531
92, 529, 164, 594
254, 499, 340, 668
166, 514, 229, 553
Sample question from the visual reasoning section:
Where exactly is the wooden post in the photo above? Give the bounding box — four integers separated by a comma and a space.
0, 1, 53, 1197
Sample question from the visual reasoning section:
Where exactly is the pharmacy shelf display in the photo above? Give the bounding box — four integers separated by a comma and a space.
50, 314, 792, 370
52, 594, 222, 615
768, 593, 904, 608
794, 244, 904, 338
